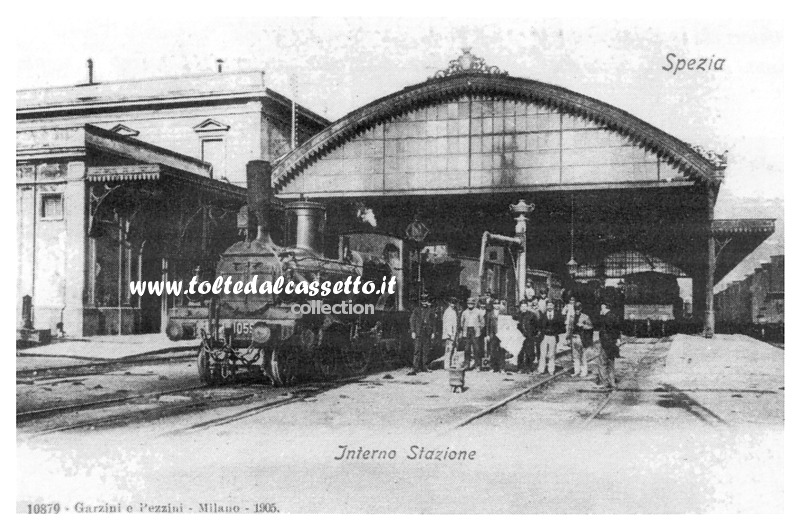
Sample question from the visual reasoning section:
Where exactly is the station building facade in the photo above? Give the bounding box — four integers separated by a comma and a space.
17, 70, 329, 337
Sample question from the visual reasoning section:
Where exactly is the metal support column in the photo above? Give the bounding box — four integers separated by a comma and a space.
704, 184, 716, 338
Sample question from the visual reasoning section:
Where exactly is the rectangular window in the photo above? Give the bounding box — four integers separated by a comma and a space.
41, 193, 63, 220
201, 139, 225, 179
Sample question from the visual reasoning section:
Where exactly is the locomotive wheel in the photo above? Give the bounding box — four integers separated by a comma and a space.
270, 347, 292, 387
345, 346, 371, 375
197, 343, 212, 384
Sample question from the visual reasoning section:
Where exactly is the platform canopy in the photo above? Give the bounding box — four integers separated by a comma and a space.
712, 218, 776, 282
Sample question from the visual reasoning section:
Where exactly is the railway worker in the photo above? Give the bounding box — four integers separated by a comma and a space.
515, 300, 537, 373
460, 297, 484, 370
477, 296, 489, 368
538, 301, 565, 375
441, 298, 459, 370
486, 298, 504, 372
528, 295, 543, 367
409, 294, 436, 376
569, 302, 594, 378
596, 301, 621, 389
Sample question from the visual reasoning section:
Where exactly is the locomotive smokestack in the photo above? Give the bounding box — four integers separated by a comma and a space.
246, 160, 273, 242
286, 199, 326, 253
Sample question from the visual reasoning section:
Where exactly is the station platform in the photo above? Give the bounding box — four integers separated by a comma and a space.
16, 333, 196, 373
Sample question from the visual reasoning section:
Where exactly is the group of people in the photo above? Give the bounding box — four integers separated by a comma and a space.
409, 294, 505, 376
408, 279, 622, 389
518, 283, 622, 388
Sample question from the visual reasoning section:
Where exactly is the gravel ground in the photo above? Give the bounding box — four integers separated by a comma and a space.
17, 334, 784, 513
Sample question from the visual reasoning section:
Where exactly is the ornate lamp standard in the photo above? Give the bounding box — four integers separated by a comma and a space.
510, 199, 535, 302
567, 194, 578, 277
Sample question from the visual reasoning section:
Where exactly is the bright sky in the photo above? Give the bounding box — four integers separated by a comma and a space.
15, 17, 783, 284
16, 18, 783, 204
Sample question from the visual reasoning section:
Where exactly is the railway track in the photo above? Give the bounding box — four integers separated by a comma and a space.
20, 370, 371, 437
451, 337, 680, 431
171, 373, 370, 433
576, 337, 729, 428
16, 353, 196, 382
451, 345, 605, 430
16, 383, 208, 423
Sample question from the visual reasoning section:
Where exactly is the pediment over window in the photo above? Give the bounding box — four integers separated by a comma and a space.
193, 118, 231, 135
109, 124, 140, 137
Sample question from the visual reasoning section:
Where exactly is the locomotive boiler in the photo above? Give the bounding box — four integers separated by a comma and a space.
195, 160, 408, 386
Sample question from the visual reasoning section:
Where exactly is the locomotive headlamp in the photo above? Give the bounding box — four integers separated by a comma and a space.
251, 322, 271, 347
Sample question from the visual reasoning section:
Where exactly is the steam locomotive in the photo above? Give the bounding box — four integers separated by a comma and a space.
186, 161, 410, 385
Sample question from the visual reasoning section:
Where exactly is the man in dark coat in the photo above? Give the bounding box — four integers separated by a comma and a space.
596, 301, 621, 388
515, 300, 537, 373
485, 299, 504, 372
409, 294, 436, 375
569, 302, 594, 377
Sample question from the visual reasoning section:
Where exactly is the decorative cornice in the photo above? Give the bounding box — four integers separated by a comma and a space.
87, 164, 161, 182
712, 218, 775, 235
430, 48, 508, 79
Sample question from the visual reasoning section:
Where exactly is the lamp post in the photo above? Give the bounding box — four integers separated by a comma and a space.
510, 199, 535, 303
567, 194, 578, 277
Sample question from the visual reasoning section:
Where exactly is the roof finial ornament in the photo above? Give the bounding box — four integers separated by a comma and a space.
430, 48, 509, 79
691, 145, 728, 169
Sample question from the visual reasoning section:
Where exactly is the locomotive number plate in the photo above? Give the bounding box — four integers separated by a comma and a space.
232, 321, 253, 335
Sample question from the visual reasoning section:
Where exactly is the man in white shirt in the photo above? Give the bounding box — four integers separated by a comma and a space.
441, 299, 458, 369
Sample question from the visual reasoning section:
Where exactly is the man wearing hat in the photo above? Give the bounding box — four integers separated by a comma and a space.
596, 300, 621, 388
441, 298, 459, 370
409, 294, 436, 375
538, 300, 565, 374
460, 297, 484, 370
516, 300, 537, 373
569, 301, 594, 377
485, 298, 504, 372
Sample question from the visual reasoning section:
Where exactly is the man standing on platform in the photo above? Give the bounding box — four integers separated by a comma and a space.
460, 297, 484, 370
597, 301, 621, 389
409, 294, 436, 375
516, 300, 537, 373
569, 302, 594, 377
441, 298, 459, 370
538, 300, 564, 375
529, 296, 543, 367
486, 298, 504, 372
477, 296, 489, 368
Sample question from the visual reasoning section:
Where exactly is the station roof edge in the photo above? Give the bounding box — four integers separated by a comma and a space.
272, 72, 724, 192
